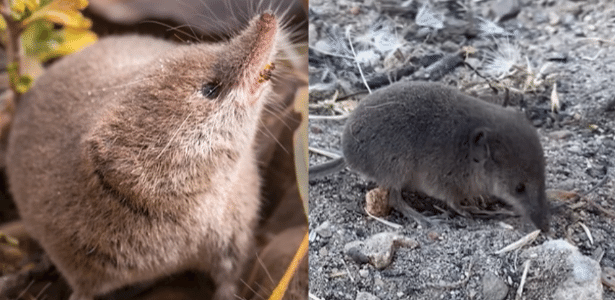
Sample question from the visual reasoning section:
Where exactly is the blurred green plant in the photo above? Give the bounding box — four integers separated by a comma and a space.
0, 0, 97, 98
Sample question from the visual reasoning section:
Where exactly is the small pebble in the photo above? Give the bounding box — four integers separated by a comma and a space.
549, 130, 573, 140
315, 221, 333, 238
359, 269, 369, 277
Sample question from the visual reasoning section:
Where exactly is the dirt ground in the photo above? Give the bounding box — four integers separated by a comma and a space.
308, 0, 615, 299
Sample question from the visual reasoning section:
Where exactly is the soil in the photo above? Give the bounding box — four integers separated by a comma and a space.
308, 0, 615, 299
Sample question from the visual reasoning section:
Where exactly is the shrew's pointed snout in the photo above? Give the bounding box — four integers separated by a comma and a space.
227, 12, 279, 96
527, 193, 550, 232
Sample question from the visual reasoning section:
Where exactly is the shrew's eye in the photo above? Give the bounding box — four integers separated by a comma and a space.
515, 183, 526, 194
201, 82, 221, 99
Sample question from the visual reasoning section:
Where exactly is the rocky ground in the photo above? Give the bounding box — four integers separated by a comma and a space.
308, 0, 615, 299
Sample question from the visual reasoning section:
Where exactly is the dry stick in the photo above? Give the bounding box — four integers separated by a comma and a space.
579, 222, 594, 245
308, 293, 324, 300
308, 114, 348, 121
0, 1, 23, 102
308, 147, 341, 159
463, 61, 502, 92
340, 258, 355, 283
345, 27, 371, 94
495, 230, 541, 255
364, 208, 403, 230
516, 260, 531, 300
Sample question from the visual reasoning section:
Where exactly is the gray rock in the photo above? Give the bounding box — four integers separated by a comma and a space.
482, 272, 509, 300
356, 291, 379, 300
549, 130, 574, 140
441, 41, 459, 53
521, 240, 602, 300
568, 145, 582, 154
562, 13, 576, 26
603, 139, 615, 149
344, 232, 419, 269
490, 0, 521, 22
359, 269, 369, 277
315, 220, 333, 238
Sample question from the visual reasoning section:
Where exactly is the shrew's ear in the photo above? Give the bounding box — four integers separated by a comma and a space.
469, 127, 491, 164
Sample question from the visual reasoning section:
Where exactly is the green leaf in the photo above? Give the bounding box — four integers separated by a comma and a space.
21, 19, 61, 59
7, 62, 33, 94
10, 0, 40, 20
14, 74, 32, 94
22, 20, 96, 61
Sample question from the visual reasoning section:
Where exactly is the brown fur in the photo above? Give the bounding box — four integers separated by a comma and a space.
6, 13, 281, 300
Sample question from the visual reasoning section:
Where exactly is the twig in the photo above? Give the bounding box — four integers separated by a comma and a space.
579, 222, 593, 245
495, 230, 541, 255
365, 208, 403, 230
581, 49, 604, 61
309, 293, 324, 300
345, 27, 371, 94
308, 147, 341, 159
1, 1, 24, 102
516, 260, 531, 300
340, 258, 355, 282
308, 114, 348, 121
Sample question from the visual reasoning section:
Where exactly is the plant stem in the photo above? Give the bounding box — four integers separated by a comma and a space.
1, 0, 23, 102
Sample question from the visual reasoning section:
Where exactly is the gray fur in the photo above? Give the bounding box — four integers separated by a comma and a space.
340, 81, 549, 230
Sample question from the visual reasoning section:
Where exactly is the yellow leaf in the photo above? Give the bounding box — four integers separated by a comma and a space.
10, 0, 40, 15
11, 0, 26, 13
57, 27, 96, 53
23, 0, 91, 28
39, 27, 96, 60
0, 15, 6, 30
23, 0, 40, 11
